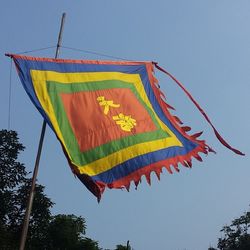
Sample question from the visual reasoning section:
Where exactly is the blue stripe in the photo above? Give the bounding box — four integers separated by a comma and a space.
91, 141, 197, 184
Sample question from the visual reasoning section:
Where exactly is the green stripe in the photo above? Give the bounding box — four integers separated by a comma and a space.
46, 79, 170, 165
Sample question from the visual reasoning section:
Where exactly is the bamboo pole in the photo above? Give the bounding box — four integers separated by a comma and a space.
19, 12, 66, 250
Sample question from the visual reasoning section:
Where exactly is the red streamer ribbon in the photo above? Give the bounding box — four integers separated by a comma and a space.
153, 62, 244, 156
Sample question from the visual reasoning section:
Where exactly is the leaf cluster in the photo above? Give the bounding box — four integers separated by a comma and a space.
209, 208, 250, 250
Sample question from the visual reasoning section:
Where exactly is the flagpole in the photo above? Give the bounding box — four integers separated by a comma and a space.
19, 12, 66, 250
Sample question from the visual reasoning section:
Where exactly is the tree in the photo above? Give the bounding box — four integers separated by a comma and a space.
209, 208, 250, 250
80, 237, 101, 250
46, 214, 103, 250
0, 130, 26, 190
115, 244, 131, 250
0, 130, 54, 249
47, 214, 86, 249
18, 179, 54, 250
0, 130, 26, 236
0, 130, 27, 249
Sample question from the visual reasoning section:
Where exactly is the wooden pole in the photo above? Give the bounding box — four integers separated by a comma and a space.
19, 12, 66, 250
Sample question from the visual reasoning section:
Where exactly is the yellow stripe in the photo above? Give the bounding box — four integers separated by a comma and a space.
78, 137, 180, 175
30, 70, 182, 176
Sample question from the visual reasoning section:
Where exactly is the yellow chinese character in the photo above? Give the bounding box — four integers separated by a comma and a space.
112, 113, 137, 132
97, 96, 120, 115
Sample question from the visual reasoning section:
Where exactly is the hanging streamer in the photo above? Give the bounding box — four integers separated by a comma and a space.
153, 62, 244, 156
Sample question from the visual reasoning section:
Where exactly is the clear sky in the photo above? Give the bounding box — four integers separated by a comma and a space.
0, 1, 249, 249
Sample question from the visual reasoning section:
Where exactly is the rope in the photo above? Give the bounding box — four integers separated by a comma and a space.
9, 45, 135, 61
15, 46, 56, 54
8, 59, 13, 130
61, 46, 133, 61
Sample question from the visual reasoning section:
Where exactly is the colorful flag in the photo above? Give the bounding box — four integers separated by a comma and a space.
9, 54, 243, 200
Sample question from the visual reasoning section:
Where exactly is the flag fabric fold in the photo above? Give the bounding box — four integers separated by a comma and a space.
10, 54, 214, 200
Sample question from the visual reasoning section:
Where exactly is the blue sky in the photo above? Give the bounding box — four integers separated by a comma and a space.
0, 1, 249, 249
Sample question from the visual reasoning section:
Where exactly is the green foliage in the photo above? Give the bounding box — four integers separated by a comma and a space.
21, 179, 54, 250
0, 130, 54, 249
47, 214, 86, 249
210, 208, 250, 250
115, 244, 131, 250
0, 130, 27, 249
0, 130, 26, 190
80, 237, 101, 250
